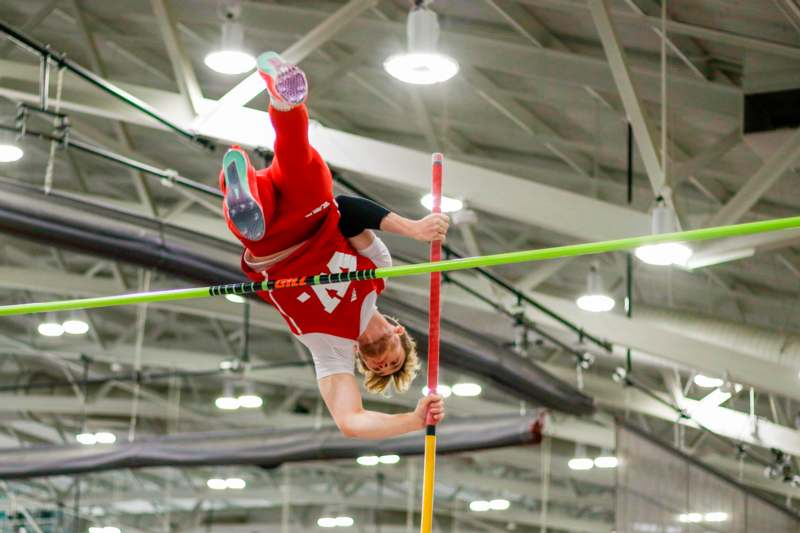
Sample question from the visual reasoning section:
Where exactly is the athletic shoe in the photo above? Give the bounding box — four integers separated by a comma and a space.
221, 146, 266, 241
257, 51, 307, 106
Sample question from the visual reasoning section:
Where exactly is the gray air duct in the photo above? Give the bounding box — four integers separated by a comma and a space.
0, 414, 544, 480
0, 178, 594, 415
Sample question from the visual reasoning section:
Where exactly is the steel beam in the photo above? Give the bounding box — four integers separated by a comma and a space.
672, 128, 741, 184
708, 127, 800, 226
150, 0, 204, 116
520, 0, 800, 61
195, 0, 378, 128
0, 0, 60, 57
589, 0, 665, 199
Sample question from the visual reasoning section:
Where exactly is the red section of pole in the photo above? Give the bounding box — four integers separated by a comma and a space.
426, 152, 443, 426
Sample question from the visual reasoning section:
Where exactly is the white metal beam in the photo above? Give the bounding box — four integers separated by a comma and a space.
543, 364, 800, 456
460, 66, 596, 177
41, 484, 614, 533
588, 0, 665, 199
708, 127, 800, 226
0, 266, 285, 330
0, 395, 165, 418
392, 278, 800, 401
515, 258, 575, 291
150, 0, 204, 116
672, 128, 741, 184
194, 0, 378, 129
170, 1, 741, 116
0, 0, 60, 57
521, 0, 800, 60
67, 0, 159, 217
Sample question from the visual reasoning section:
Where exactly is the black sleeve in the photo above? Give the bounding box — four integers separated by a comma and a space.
336, 195, 391, 238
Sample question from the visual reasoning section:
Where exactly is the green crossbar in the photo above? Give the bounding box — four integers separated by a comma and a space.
1, 215, 798, 317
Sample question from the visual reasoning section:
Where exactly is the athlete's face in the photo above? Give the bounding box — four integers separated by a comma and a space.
358, 325, 406, 377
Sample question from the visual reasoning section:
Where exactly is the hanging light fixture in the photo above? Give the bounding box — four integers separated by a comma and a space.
37, 313, 64, 337
237, 382, 263, 408
215, 381, 240, 410
204, 2, 256, 75
62, 314, 90, 335
0, 128, 23, 163
420, 193, 463, 213
384, 1, 459, 85
0, 144, 23, 163
576, 263, 615, 313
568, 444, 594, 470
594, 448, 618, 468
635, 200, 692, 266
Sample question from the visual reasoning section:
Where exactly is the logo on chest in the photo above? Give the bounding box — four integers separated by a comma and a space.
296, 251, 358, 314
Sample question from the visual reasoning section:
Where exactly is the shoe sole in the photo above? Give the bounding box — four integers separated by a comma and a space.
223, 149, 265, 241
257, 52, 307, 105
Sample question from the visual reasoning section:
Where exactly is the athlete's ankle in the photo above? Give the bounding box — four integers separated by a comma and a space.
269, 98, 296, 112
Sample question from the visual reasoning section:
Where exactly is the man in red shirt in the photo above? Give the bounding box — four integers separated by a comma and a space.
220, 52, 448, 439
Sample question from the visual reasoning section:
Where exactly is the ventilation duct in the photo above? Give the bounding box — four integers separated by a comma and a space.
0, 414, 543, 480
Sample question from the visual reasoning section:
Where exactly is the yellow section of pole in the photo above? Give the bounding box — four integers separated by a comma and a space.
420, 431, 437, 533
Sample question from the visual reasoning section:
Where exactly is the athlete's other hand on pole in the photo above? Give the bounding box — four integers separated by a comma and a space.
411, 213, 450, 243
414, 393, 446, 427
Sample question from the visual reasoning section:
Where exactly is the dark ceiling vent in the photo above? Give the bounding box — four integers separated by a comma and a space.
744, 88, 800, 135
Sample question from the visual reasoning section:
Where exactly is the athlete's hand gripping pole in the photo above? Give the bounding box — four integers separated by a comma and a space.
420, 153, 443, 533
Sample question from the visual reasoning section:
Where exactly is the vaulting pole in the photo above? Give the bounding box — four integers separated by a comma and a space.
2, 215, 800, 316
420, 153, 443, 533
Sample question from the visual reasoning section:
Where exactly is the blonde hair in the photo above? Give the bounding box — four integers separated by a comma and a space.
356, 317, 420, 395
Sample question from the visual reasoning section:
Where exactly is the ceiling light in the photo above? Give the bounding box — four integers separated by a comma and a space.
204, 50, 255, 75
317, 517, 338, 528
334, 516, 354, 527
489, 499, 510, 511
207, 478, 227, 490
356, 455, 380, 466
568, 457, 594, 470
421, 193, 463, 213
635, 202, 692, 266
219, 358, 238, 371
576, 294, 615, 313
62, 319, 89, 335
635, 243, 692, 266
594, 456, 618, 468
704, 512, 728, 522
237, 394, 263, 408
576, 263, 615, 313
693, 374, 724, 388
384, 53, 459, 85
384, 5, 459, 85
469, 500, 491, 512
422, 384, 451, 398
89, 528, 104, 533
678, 513, 703, 523
94, 432, 117, 444
225, 293, 246, 303
452, 382, 482, 397
76, 432, 97, 445
37, 321, 64, 337
0, 144, 24, 162
216, 382, 240, 410
102, 528, 121, 533
379, 454, 400, 464
225, 477, 246, 489
204, 4, 255, 75
215, 396, 239, 410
